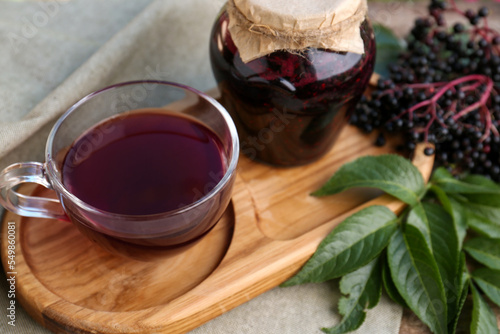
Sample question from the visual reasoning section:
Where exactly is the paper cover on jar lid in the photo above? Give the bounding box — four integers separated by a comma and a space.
228, 0, 368, 63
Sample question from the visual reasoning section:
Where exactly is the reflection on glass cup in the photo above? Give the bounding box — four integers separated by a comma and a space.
0, 81, 239, 257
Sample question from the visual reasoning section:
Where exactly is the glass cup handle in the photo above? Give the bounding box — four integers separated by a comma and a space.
0, 162, 67, 220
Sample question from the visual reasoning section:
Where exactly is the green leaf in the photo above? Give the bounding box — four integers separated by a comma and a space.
449, 281, 470, 334
382, 252, 408, 308
431, 167, 500, 195
430, 186, 467, 248
387, 226, 447, 334
447, 197, 468, 249
373, 23, 405, 78
321, 258, 382, 334
282, 206, 398, 287
472, 268, 500, 307
424, 202, 460, 324
406, 203, 432, 250
456, 197, 500, 238
455, 253, 469, 310
463, 201, 500, 222
461, 174, 500, 207
466, 208, 500, 239
470, 284, 499, 334
449, 254, 470, 334
462, 174, 500, 188
313, 154, 425, 207
464, 237, 500, 270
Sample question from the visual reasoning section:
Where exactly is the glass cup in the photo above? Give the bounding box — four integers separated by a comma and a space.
0, 81, 239, 255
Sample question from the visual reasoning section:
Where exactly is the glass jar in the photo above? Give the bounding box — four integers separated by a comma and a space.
209, 6, 376, 167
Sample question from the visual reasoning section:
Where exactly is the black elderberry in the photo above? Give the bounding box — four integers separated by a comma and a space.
478, 38, 489, 49
351, 0, 500, 180
453, 23, 465, 33
439, 151, 448, 161
424, 147, 435, 156
375, 133, 386, 146
436, 31, 448, 41
478, 6, 489, 18
465, 9, 476, 20
469, 15, 480, 26
362, 124, 373, 134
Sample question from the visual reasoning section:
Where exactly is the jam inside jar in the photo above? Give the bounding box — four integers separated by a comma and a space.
210, 10, 376, 167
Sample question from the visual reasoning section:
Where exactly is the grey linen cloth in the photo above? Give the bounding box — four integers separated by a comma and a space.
0, 0, 403, 333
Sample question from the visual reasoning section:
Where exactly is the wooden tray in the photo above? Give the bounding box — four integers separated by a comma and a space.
1, 125, 434, 334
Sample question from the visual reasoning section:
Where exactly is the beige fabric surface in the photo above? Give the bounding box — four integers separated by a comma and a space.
0, 0, 403, 333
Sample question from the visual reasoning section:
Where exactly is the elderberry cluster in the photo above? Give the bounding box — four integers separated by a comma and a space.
392, 0, 500, 85
351, 0, 500, 180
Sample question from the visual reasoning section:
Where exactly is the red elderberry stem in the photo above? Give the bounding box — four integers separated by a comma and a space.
452, 75, 494, 120
481, 105, 493, 141
448, 0, 463, 15
472, 27, 490, 42
424, 105, 438, 142
388, 74, 494, 143
460, 81, 482, 92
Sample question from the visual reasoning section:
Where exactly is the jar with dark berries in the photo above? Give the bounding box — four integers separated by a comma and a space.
210, 0, 376, 166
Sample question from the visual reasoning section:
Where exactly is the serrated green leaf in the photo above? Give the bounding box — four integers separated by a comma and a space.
463, 201, 500, 221
406, 203, 432, 250
339, 258, 382, 309
321, 258, 382, 334
375, 44, 404, 79
466, 209, 500, 239
424, 202, 460, 325
431, 167, 500, 195
456, 197, 500, 238
463, 174, 500, 187
462, 174, 500, 188
325, 301, 365, 334
464, 237, 500, 270
455, 252, 469, 311
431, 186, 467, 248
470, 284, 499, 334
313, 154, 425, 207
448, 275, 470, 334
387, 226, 447, 334
447, 197, 468, 249
282, 206, 398, 287
373, 23, 405, 78
461, 174, 500, 207
382, 252, 408, 308
466, 208, 500, 239
472, 268, 500, 307
448, 253, 470, 333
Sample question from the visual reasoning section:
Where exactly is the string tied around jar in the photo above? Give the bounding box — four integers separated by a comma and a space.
227, 0, 368, 63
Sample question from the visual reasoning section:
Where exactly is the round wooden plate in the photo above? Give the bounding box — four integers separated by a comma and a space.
1, 125, 434, 334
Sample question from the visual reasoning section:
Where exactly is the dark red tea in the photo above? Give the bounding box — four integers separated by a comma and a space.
62, 109, 226, 215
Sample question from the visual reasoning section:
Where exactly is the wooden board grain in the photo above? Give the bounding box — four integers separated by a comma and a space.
1, 124, 434, 334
